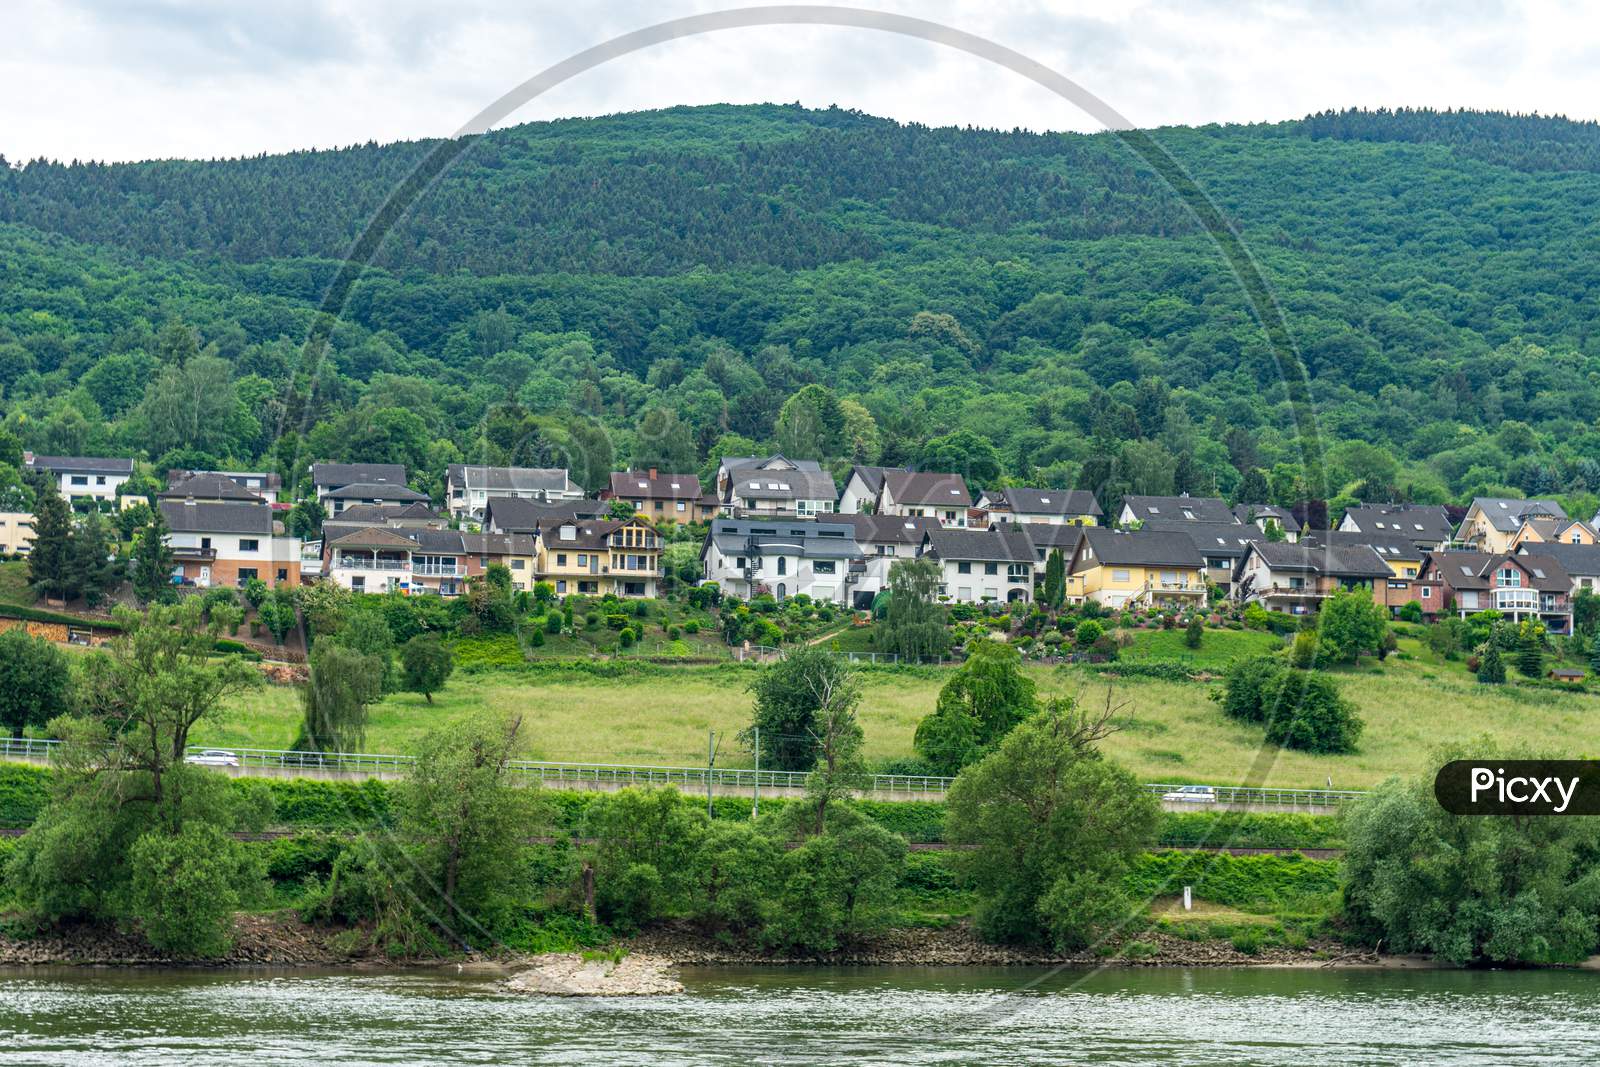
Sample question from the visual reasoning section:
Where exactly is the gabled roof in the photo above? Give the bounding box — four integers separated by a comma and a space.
1517, 541, 1600, 576
882, 470, 972, 509
160, 472, 260, 502
327, 527, 421, 551
984, 487, 1102, 517
323, 482, 430, 502
1340, 503, 1454, 545
334, 502, 445, 525
310, 462, 407, 489
1309, 530, 1424, 562
1121, 495, 1236, 524
1143, 519, 1265, 560
1074, 528, 1205, 570
1426, 550, 1570, 591
1469, 497, 1567, 533
27, 454, 134, 476
844, 465, 905, 496
448, 464, 576, 494
534, 517, 643, 552
829, 513, 942, 546
920, 526, 1036, 564
1020, 523, 1085, 560
1233, 503, 1302, 534
159, 499, 276, 536
705, 519, 863, 560
1243, 541, 1391, 579
460, 532, 539, 557
722, 455, 836, 502
482, 496, 605, 532
606, 471, 703, 501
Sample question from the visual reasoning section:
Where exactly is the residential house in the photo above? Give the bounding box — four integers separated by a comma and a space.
481, 496, 605, 535
160, 499, 300, 589
1420, 550, 1572, 633
1019, 523, 1086, 573
1118, 494, 1237, 527
977, 487, 1102, 526
1067, 528, 1207, 609
1233, 503, 1301, 542
1455, 497, 1567, 553
322, 527, 420, 595
1142, 519, 1264, 597
715, 455, 837, 517
875, 471, 972, 527
25, 454, 133, 503
1508, 515, 1597, 550
161, 471, 263, 505
461, 532, 540, 591
401, 528, 472, 597
838, 465, 905, 514
309, 462, 408, 503
700, 518, 863, 604
445, 464, 583, 522
917, 527, 1038, 605
830, 513, 942, 559
603, 470, 717, 523
1515, 542, 1600, 597
327, 503, 447, 530
1337, 503, 1454, 552
1232, 541, 1392, 616
169, 469, 281, 504
322, 481, 431, 516
0, 513, 34, 556
1308, 531, 1431, 615
533, 515, 662, 598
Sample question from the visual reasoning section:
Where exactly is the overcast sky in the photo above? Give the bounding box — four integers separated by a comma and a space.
4, 0, 1598, 163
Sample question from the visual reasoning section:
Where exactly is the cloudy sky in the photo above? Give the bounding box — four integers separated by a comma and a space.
4, 0, 1597, 163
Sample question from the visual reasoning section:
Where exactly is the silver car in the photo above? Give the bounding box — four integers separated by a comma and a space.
185, 749, 241, 768
1161, 784, 1217, 803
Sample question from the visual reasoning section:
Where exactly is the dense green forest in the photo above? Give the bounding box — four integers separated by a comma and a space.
2, 104, 1599, 519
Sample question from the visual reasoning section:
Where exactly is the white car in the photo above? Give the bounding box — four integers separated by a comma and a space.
1161, 784, 1218, 803
185, 749, 241, 768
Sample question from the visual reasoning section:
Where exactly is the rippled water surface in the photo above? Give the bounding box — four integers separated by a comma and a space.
2, 964, 1599, 1065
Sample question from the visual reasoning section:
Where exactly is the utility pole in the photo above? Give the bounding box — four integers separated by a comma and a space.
707, 729, 719, 817
752, 725, 760, 819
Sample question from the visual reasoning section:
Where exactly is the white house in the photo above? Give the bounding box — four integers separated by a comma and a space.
159, 499, 301, 589
445, 464, 584, 522
715, 455, 838, 517
916, 527, 1036, 604
1338, 503, 1454, 552
837, 465, 904, 515
978, 488, 1102, 526
700, 518, 864, 603
876, 471, 971, 527
309, 462, 408, 504
25, 454, 133, 504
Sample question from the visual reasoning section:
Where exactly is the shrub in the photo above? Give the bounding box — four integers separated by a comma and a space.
1074, 619, 1104, 648
619, 627, 637, 648
545, 613, 563, 635
684, 621, 700, 635
1184, 616, 1203, 649
1397, 601, 1424, 623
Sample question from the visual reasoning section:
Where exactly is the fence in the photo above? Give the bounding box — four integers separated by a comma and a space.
0, 737, 1367, 806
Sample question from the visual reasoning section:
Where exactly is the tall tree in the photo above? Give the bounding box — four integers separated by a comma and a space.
130, 513, 176, 603
1042, 549, 1066, 609
0, 628, 71, 738
296, 641, 386, 752
27, 483, 74, 601
882, 557, 949, 662
68, 508, 118, 606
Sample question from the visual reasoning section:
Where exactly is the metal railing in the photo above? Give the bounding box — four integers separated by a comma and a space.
0, 737, 1368, 806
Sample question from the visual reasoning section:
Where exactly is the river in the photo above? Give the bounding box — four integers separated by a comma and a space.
1, 964, 1597, 1064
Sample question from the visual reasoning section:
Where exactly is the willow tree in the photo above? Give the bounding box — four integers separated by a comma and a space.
883, 556, 948, 662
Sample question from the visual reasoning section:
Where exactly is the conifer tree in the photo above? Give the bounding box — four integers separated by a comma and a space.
26, 484, 74, 601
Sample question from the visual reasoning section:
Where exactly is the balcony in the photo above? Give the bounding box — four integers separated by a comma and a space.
333, 555, 409, 572
413, 563, 465, 577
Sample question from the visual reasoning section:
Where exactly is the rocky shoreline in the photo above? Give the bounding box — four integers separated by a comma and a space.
505, 953, 683, 996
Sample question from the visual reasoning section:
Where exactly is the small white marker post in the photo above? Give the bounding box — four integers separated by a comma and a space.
1183, 886, 1193, 912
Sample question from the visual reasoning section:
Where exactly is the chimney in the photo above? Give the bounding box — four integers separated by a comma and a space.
648, 468, 658, 480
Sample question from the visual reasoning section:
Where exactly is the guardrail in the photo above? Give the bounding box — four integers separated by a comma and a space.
0, 738, 1366, 805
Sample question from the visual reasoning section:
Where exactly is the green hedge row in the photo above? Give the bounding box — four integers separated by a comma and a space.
1126, 851, 1341, 908
0, 764, 50, 828
1156, 811, 1345, 850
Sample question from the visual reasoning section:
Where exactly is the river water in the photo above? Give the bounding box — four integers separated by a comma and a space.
1, 964, 1597, 1065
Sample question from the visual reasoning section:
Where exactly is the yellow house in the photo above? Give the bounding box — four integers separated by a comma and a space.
1457, 497, 1567, 553
0, 512, 35, 556
534, 515, 662, 597
1509, 516, 1597, 551
1068, 528, 1207, 609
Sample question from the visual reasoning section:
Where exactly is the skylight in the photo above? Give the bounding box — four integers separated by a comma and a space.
1149, 506, 1160, 514
1533, 568, 1547, 579
1461, 565, 1473, 576
1041, 496, 1052, 504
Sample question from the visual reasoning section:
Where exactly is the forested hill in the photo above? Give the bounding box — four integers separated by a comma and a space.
2, 104, 1599, 518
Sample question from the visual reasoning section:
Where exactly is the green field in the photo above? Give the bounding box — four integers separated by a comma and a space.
195, 644, 1600, 788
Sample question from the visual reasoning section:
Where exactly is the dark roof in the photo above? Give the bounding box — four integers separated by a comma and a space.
160, 472, 260, 502
1020, 524, 1085, 560
881, 470, 972, 508
1427, 550, 1570, 592
1517, 541, 1600, 576
1469, 497, 1568, 534
1143, 519, 1264, 560
159, 499, 276, 536
535, 518, 633, 551
1075, 528, 1205, 569
606, 471, 703, 501
407, 528, 470, 553
988, 487, 1102, 517
323, 482, 430, 502
720, 455, 837, 503
1121, 495, 1236, 524
27, 454, 133, 476
1244, 541, 1391, 579
1309, 530, 1424, 562
920, 526, 1037, 564
334, 502, 444, 524
1340, 503, 1454, 546
845, 465, 904, 496
310, 462, 407, 489
326, 527, 420, 551
483, 496, 605, 532
1233, 503, 1302, 534
448, 464, 576, 494
829, 513, 943, 545
460, 532, 539, 557
705, 518, 863, 560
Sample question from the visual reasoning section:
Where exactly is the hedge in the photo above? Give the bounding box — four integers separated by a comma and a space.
1156, 811, 1344, 850
1126, 850, 1341, 908
0, 764, 50, 828
0, 605, 124, 630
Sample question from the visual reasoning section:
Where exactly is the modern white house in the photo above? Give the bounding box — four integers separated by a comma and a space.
837, 465, 905, 514
700, 518, 864, 603
445, 464, 584, 522
978, 488, 1102, 526
875, 471, 971, 527
916, 527, 1037, 604
714, 455, 838, 517
25, 454, 133, 504
1338, 503, 1455, 552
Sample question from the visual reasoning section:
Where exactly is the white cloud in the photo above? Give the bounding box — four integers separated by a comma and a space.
2, 0, 1598, 163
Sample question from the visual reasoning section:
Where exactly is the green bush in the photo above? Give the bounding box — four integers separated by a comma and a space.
1126, 851, 1340, 908
451, 633, 526, 669
0, 764, 50, 828
1157, 811, 1343, 850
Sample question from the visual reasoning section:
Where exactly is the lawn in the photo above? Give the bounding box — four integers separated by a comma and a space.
1119, 627, 1282, 669
197, 647, 1600, 788
0, 560, 30, 604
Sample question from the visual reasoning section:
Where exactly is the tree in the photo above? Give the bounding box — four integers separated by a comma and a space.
1342, 765, 1600, 965
1477, 643, 1506, 684
919, 430, 1002, 489
881, 557, 948, 661
256, 589, 297, 645
401, 633, 454, 703
774, 384, 844, 461
26, 482, 74, 601
800, 660, 867, 834
1215, 656, 1362, 753
130, 513, 176, 603
1184, 615, 1204, 649
945, 698, 1158, 949
334, 607, 395, 688
0, 629, 71, 738
296, 641, 386, 752
742, 647, 858, 772
605, 497, 638, 520
1042, 549, 1066, 609
67, 508, 119, 606
1515, 620, 1545, 678
1590, 631, 1600, 675
914, 638, 1038, 775
1316, 589, 1388, 664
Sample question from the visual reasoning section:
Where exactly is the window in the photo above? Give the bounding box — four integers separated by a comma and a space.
814, 560, 836, 575
777, 557, 787, 576
70, 475, 87, 486
736, 556, 747, 568
201, 537, 212, 550
676, 501, 686, 512
556, 553, 568, 567
239, 539, 259, 552
984, 563, 998, 576
1112, 569, 1131, 583
238, 568, 258, 582
1421, 587, 1432, 599
556, 580, 567, 593
351, 576, 365, 593
511, 559, 525, 569
957, 561, 971, 574
577, 554, 589, 567
277, 568, 287, 582
1496, 568, 1522, 587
